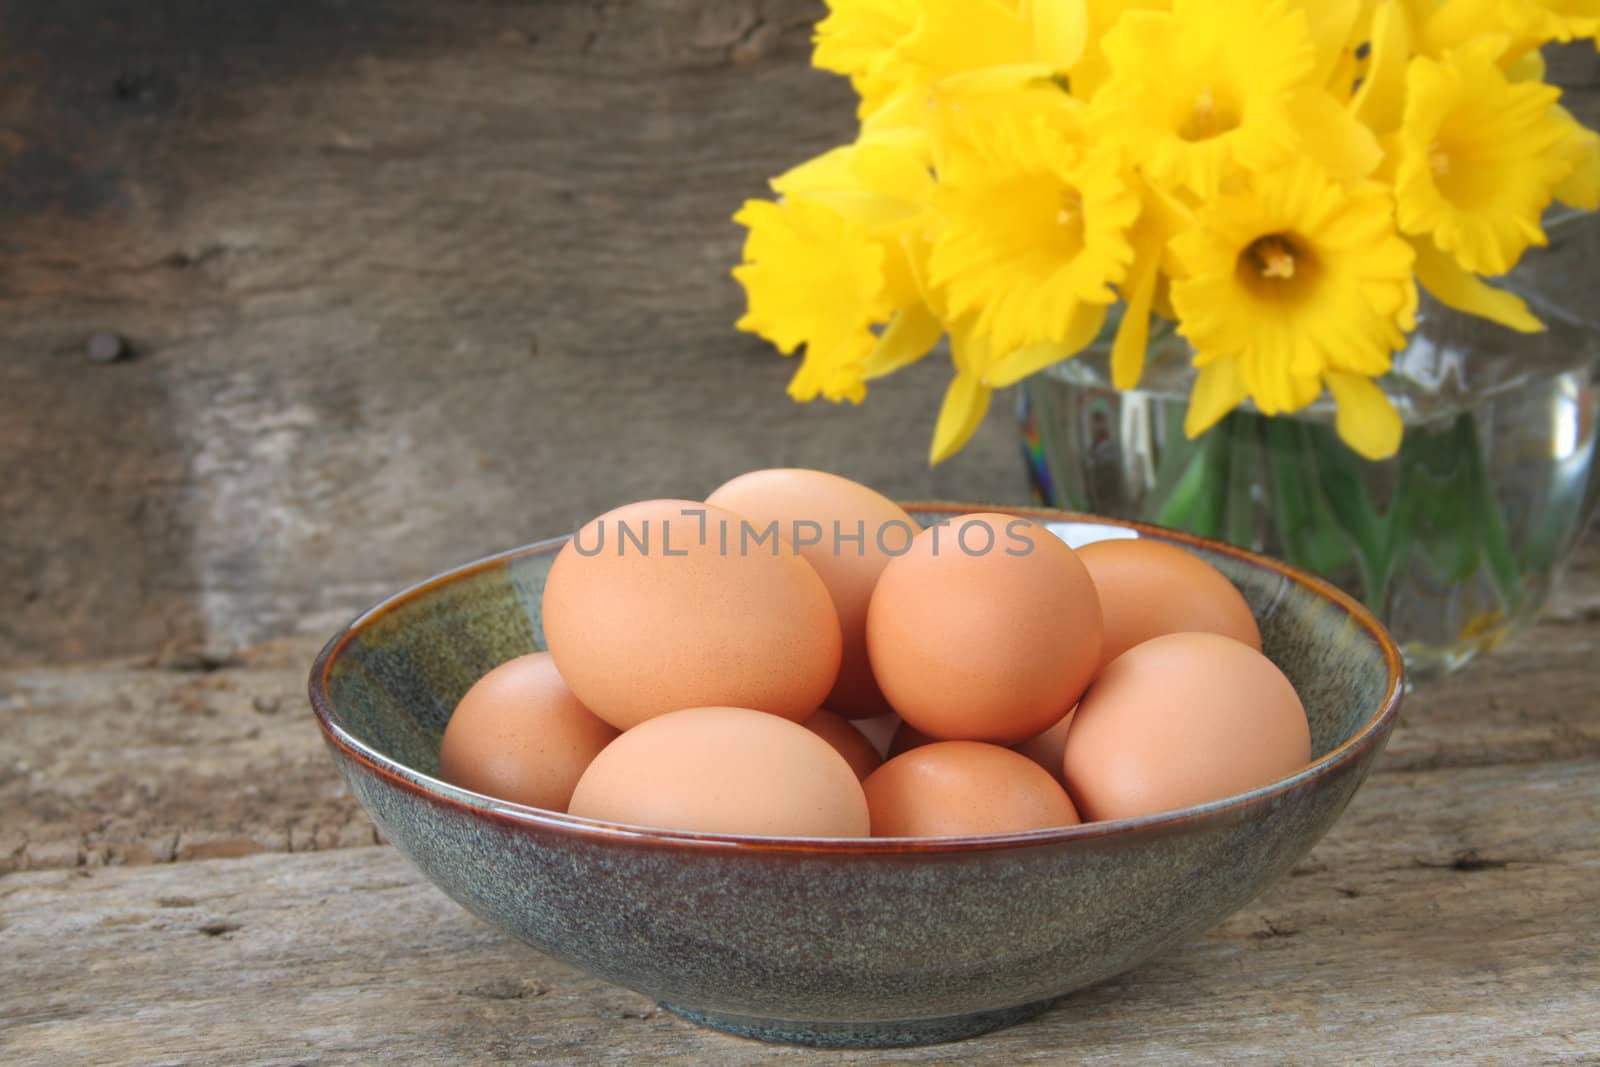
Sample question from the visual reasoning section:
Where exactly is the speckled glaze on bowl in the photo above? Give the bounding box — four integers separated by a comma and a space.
308, 505, 1403, 1048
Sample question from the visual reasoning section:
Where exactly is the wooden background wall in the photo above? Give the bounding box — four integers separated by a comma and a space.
3, 2, 1597, 667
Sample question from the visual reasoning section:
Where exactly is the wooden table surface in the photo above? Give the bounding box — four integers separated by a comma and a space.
5, 541, 1599, 1065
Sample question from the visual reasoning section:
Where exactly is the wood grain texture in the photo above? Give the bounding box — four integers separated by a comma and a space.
3, 758, 1595, 1066
0, 0, 1030, 668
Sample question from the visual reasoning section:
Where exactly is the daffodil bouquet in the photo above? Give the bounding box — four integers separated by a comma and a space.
731, 0, 1600, 465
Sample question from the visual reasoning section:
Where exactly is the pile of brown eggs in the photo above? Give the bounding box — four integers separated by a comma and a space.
438, 469, 1312, 838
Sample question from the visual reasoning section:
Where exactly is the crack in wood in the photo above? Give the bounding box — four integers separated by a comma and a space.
1250, 918, 1300, 940
1414, 849, 1514, 872
460, 978, 549, 1001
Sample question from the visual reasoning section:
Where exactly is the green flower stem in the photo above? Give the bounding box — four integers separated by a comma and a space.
1147, 407, 1522, 624
1153, 414, 1231, 538
1264, 421, 1359, 595
1303, 424, 1389, 610
1462, 417, 1524, 611
1147, 406, 1204, 515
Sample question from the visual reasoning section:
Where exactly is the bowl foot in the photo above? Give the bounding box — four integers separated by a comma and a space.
657, 998, 1055, 1048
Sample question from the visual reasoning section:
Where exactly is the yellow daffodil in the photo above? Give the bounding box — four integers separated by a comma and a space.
1554, 105, 1600, 210
1171, 159, 1417, 459
737, 133, 946, 403
772, 134, 930, 305
1394, 40, 1571, 278
927, 103, 1138, 360
929, 305, 1105, 463
744, 0, 1600, 465
1293, 0, 1365, 89
1350, 0, 1415, 134
813, 0, 922, 119
773, 134, 948, 378
1520, 0, 1600, 45
1414, 0, 1600, 65
1318, 0, 1386, 99
928, 324, 997, 464
815, 0, 1086, 123
1108, 177, 1195, 389
1092, 0, 1379, 196
733, 197, 893, 404
1067, 0, 1170, 101
1411, 0, 1505, 55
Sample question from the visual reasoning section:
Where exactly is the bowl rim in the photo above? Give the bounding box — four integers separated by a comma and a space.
308, 503, 1404, 855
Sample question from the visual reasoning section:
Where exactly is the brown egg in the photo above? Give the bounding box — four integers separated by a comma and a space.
1011, 708, 1076, 787
1062, 632, 1311, 821
542, 499, 842, 730
1076, 538, 1261, 668
568, 707, 869, 837
438, 652, 619, 811
866, 513, 1102, 744
863, 741, 1080, 837
801, 709, 884, 781
707, 468, 915, 719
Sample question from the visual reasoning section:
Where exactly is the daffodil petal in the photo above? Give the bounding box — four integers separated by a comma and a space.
862, 86, 929, 132
1297, 0, 1361, 89
1411, 238, 1545, 334
983, 343, 1075, 389
1112, 182, 1189, 390
1112, 240, 1162, 390
1183, 357, 1249, 439
984, 303, 1108, 388
853, 133, 936, 201
1419, 0, 1503, 56
733, 196, 895, 398
929, 370, 993, 465
864, 303, 946, 379
1024, 0, 1088, 71
1351, 1, 1412, 134
898, 230, 938, 311
1556, 143, 1600, 211
950, 325, 987, 373
1554, 108, 1600, 211
1288, 87, 1382, 179
1504, 47, 1546, 83
857, 126, 933, 157
1324, 371, 1403, 459
899, 0, 1035, 77
772, 146, 858, 196
811, 0, 917, 74
934, 62, 1059, 98
786, 330, 874, 405
787, 189, 922, 228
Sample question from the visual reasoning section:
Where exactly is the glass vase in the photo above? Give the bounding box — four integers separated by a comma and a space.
1019, 210, 1600, 679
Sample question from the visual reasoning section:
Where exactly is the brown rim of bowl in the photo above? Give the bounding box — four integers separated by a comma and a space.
309, 503, 1404, 856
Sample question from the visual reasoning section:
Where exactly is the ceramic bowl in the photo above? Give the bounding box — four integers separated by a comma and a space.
308, 505, 1403, 1048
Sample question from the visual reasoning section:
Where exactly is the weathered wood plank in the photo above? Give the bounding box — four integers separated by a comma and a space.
0, 0, 1029, 668
5, 539, 1600, 876
3, 758, 1595, 1065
